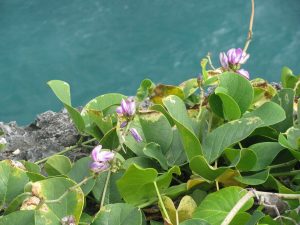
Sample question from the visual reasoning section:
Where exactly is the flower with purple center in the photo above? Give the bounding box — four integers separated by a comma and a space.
90, 145, 115, 173
116, 98, 136, 117
130, 128, 143, 143
219, 48, 250, 79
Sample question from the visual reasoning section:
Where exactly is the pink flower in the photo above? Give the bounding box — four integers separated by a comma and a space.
116, 98, 136, 116
90, 145, 114, 173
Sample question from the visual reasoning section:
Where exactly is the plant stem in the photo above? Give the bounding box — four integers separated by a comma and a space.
100, 170, 111, 209
215, 161, 219, 191
197, 86, 205, 121
207, 52, 216, 70
269, 159, 298, 169
243, 0, 255, 53
45, 176, 94, 204
221, 189, 300, 225
221, 191, 254, 225
153, 181, 171, 223
238, 142, 243, 149
271, 170, 300, 177
35, 138, 97, 164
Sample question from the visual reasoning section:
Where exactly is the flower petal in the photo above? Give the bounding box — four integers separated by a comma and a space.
219, 52, 229, 68
91, 145, 102, 162
130, 128, 143, 143
237, 69, 250, 79
89, 161, 110, 173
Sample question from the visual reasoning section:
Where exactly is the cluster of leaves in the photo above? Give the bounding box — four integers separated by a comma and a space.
0, 66, 299, 225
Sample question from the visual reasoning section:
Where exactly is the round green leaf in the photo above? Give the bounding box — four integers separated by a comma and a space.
44, 155, 72, 176
193, 186, 254, 225
92, 203, 145, 225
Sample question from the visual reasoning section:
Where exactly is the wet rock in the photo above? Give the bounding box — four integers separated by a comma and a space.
0, 110, 80, 162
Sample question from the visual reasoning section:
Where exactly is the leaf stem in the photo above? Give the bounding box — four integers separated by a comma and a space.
243, 0, 255, 53
35, 138, 97, 164
153, 181, 171, 223
268, 159, 298, 169
100, 170, 111, 208
221, 189, 300, 225
271, 170, 300, 177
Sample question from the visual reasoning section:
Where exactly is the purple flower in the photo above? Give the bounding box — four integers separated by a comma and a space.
116, 98, 136, 116
90, 161, 110, 173
219, 48, 250, 79
90, 145, 115, 173
130, 128, 143, 143
237, 69, 250, 79
219, 48, 250, 68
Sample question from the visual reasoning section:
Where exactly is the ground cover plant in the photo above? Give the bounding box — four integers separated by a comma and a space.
0, 1, 300, 224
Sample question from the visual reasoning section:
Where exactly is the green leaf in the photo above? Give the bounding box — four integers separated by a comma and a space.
249, 142, 285, 171
180, 219, 211, 225
139, 112, 173, 153
0, 210, 60, 225
189, 156, 230, 181
278, 133, 300, 160
83, 93, 125, 112
92, 171, 123, 204
163, 95, 202, 160
117, 164, 180, 206
281, 66, 300, 95
0, 160, 29, 208
48, 80, 85, 132
215, 89, 241, 120
30, 177, 84, 223
179, 79, 199, 99
245, 211, 265, 225
193, 186, 254, 225
287, 127, 300, 150
143, 143, 168, 170
224, 148, 258, 172
203, 117, 263, 163
272, 88, 295, 132
67, 157, 96, 195
243, 102, 286, 127
165, 128, 187, 166
235, 169, 270, 185
92, 203, 145, 225
136, 79, 155, 101
218, 72, 254, 114
44, 155, 72, 176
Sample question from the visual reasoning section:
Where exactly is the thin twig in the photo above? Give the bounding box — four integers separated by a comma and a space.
100, 170, 111, 208
243, 0, 255, 53
35, 138, 97, 164
207, 52, 216, 70
269, 159, 298, 169
221, 190, 300, 225
221, 191, 254, 225
154, 181, 171, 223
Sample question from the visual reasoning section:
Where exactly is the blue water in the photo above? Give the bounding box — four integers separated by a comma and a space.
0, 0, 300, 125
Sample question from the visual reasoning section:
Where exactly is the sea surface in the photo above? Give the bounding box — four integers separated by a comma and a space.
0, 0, 300, 125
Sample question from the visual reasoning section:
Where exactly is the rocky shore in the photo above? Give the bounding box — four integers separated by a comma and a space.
0, 110, 80, 162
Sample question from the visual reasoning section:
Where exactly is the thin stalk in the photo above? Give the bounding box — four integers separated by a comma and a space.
243, 0, 255, 53
35, 138, 97, 164
197, 86, 205, 120
271, 170, 300, 177
215, 160, 219, 191
207, 52, 216, 70
222, 190, 300, 225
154, 181, 171, 223
269, 159, 298, 169
100, 170, 111, 208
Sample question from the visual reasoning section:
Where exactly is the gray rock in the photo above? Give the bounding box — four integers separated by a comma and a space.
0, 110, 80, 162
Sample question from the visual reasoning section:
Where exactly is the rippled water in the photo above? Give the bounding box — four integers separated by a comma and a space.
0, 0, 299, 124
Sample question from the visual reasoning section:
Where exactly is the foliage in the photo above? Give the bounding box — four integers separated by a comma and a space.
0, 66, 300, 225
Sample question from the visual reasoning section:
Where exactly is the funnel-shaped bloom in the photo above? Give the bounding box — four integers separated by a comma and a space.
237, 69, 250, 79
90, 145, 115, 173
116, 98, 136, 116
130, 128, 143, 143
